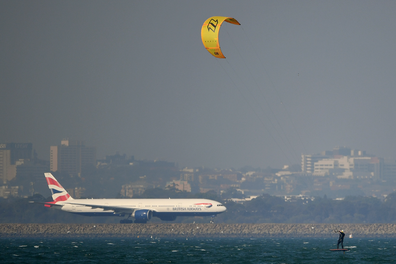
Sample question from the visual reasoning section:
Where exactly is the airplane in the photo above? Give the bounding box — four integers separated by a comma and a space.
40, 173, 227, 223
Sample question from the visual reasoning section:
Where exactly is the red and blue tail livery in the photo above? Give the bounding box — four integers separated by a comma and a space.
44, 173, 73, 202
41, 173, 226, 223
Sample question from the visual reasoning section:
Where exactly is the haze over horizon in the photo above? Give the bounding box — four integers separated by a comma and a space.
2, 1, 396, 169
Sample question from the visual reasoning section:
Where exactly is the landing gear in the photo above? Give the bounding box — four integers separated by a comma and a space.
120, 213, 135, 224
210, 215, 216, 224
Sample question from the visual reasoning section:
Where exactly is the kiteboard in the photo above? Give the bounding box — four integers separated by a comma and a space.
330, 249, 349, 251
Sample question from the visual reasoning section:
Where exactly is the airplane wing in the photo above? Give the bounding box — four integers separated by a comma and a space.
31, 199, 152, 214
65, 202, 146, 214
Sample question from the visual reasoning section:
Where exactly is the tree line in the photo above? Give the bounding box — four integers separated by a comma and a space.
1, 189, 396, 224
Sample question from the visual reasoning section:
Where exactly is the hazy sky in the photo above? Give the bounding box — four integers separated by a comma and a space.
1, 1, 396, 169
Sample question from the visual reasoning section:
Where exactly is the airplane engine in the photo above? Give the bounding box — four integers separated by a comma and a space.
132, 209, 152, 223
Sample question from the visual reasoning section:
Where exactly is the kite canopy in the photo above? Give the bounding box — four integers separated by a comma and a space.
201, 16, 240, 59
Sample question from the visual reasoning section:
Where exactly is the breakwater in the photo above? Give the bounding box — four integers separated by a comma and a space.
2, 223, 396, 238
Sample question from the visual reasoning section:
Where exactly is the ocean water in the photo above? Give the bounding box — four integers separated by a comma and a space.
1, 237, 395, 264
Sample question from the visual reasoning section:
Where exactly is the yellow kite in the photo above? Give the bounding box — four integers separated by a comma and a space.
201, 16, 240, 59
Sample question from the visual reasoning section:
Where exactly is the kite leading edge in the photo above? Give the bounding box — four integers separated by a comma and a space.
201, 16, 240, 59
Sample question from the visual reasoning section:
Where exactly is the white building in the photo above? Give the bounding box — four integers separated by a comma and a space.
301, 154, 331, 173
312, 156, 379, 179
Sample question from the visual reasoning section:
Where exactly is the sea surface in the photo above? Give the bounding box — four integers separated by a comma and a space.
1, 237, 395, 263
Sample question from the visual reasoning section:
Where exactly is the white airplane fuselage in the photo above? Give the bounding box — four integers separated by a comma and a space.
57, 198, 226, 217
43, 172, 226, 223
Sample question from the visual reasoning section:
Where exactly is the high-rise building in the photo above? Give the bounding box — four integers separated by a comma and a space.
0, 143, 32, 164
301, 154, 330, 173
0, 143, 32, 184
302, 147, 382, 179
0, 149, 14, 184
50, 139, 96, 176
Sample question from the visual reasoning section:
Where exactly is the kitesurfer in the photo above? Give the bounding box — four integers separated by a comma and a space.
337, 230, 345, 249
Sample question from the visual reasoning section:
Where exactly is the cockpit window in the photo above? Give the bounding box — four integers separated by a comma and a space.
217, 203, 223, 206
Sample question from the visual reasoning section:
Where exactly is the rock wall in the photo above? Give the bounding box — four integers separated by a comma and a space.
1, 223, 396, 238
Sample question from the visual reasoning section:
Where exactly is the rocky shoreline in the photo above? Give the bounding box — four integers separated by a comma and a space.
2, 223, 396, 238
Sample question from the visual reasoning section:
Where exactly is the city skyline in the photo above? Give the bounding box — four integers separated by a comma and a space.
2, 139, 396, 200
2, 1, 396, 169
1, 139, 392, 171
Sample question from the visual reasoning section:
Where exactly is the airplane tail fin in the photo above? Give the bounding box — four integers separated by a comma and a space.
44, 173, 73, 202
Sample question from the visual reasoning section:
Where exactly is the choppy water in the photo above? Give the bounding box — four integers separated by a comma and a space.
1, 237, 395, 263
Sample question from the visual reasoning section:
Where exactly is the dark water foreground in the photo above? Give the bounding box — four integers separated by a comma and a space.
2, 223, 396, 238
1, 237, 396, 264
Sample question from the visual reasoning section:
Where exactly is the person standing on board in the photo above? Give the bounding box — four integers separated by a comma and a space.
337, 230, 345, 249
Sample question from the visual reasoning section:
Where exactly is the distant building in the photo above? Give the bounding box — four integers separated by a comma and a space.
0, 143, 32, 164
180, 167, 195, 182
50, 139, 96, 176
0, 149, 15, 184
97, 153, 135, 167
120, 182, 151, 198
66, 187, 86, 199
222, 173, 240, 182
0, 185, 19, 198
281, 195, 315, 203
0, 143, 33, 184
301, 154, 331, 173
302, 147, 381, 179
166, 180, 191, 192
312, 156, 380, 179
227, 196, 258, 204
120, 184, 135, 198
332, 146, 352, 156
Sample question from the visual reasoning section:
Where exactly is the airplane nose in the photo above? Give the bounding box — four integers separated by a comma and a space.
222, 206, 227, 212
